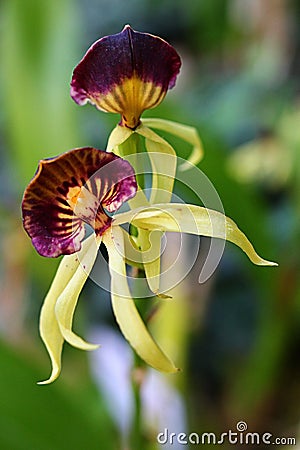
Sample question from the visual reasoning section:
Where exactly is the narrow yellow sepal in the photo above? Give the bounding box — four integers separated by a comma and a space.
106, 123, 178, 297
119, 227, 143, 268
110, 126, 172, 295
103, 227, 178, 373
55, 235, 101, 350
142, 118, 204, 169
122, 222, 163, 294
133, 125, 178, 293
113, 203, 277, 267
106, 124, 133, 153
136, 124, 176, 203
38, 235, 98, 385
136, 228, 163, 294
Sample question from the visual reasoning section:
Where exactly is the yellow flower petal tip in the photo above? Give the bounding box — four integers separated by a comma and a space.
37, 379, 55, 386
154, 291, 173, 300
59, 327, 100, 351
256, 259, 278, 267
37, 370, 61, 385
105, 228, 179, 374
167, 365, 181, 374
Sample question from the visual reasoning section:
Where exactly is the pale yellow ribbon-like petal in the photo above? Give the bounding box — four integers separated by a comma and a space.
136, 124, 176, 204
134, 125, 178, 293
55, 234, 101, 350
106, 126, 162, 293
109, 126, 176, 295
120, 226, 164, 296
108, 123, 177, 204
127, 188, 162, 294
105, 122, 203, 295
136, 229, 163, 296
103, 226, 178, 373
106, 124, 133, 153
113, 203, 277, 267
142, 118, 204, 169
38, 234, 96, 384
107, 128, 149, 209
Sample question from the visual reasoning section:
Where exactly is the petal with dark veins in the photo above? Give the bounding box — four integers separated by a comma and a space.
70, 25, 181, 129
22, 147, 137, 257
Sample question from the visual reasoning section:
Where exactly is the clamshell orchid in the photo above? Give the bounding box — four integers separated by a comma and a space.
70, 25, 181, 130
22, 148, 137, 258
21, 26, 277, 384
22, 147, 276, 384
70, 25, 204, 168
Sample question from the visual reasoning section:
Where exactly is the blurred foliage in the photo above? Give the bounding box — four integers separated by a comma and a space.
0, 341, 117, 450
1, 0, 300, 448
1, 0, 82, 184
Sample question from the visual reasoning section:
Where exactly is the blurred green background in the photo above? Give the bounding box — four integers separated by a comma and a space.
1, 0, 300, 448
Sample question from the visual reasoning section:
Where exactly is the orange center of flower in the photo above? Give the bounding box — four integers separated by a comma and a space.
66, 185, 98, 213
66, 185, 103, 230
66, 186, 82, 207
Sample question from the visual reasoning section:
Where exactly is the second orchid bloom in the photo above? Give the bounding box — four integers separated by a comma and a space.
22, 25, 276, 383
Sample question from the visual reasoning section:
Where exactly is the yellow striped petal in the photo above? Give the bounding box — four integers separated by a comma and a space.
22, 148, 137, 256
71, 26, 181, 129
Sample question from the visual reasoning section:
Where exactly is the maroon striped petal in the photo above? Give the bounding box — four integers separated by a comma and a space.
70, 25, 181, 129
22, 148, 137, 257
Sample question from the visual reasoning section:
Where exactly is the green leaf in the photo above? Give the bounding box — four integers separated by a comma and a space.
0, 340, 116, 450
1, 0, 80, 184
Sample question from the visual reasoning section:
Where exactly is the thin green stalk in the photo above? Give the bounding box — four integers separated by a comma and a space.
119, 132, 148, 450
118, 132, 145, 190
129, 355, 146, 450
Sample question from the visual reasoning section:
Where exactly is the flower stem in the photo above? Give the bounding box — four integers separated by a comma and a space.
129, 354, 146, 450
118, 132, 145, 190
119, 129, 154, 449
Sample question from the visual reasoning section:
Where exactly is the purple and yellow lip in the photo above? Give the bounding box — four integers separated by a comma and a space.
22, 147, 137, 257
70, 25, 181, 129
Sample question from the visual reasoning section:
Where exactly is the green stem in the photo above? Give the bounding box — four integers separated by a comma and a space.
129, 354, 146, 450
119, 132, 148, 449
118, 132, 145, 190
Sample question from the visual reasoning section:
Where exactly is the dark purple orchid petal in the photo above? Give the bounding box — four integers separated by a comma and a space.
22, 148, 137, 257
70, 25, 181, 129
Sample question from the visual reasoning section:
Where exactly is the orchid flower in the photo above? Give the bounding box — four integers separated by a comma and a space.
22, 26, 277, 384
70, 25, 203, 169
22, 147, 275, 384
71, 25, 204, 292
